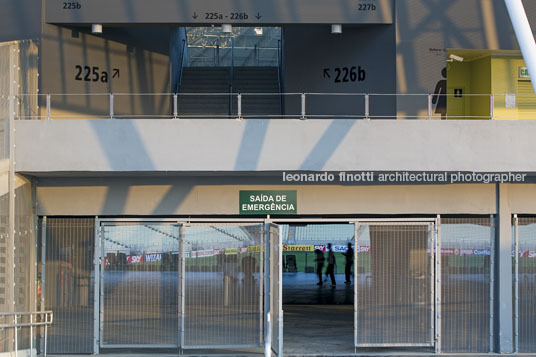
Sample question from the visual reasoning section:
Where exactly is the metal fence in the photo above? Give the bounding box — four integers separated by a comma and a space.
0, 40, 39, 355
181, 224, 264, 349
101, 223, 179, 347
514, 216, 536, 353
41, 217, 95, 354
12, 92, 536, 120
29, 217, 503, 354
440, 217, 493, 353
268, 223, 282, 356
0, 311, 53, 356
355, 222, 434, 347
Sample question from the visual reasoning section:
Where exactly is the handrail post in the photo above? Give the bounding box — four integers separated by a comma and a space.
173, 94, 178, 119
30, 314, 33, 356
46, 94, 51, 120
109, 93, 114, 119
237, 93, 242, 119
44, 319, 48, 357
14, 314, 18, 357
365, 94, 370, 120
301, 93, 306, 119
490, 94, 494, 120
427, 94, 433, 120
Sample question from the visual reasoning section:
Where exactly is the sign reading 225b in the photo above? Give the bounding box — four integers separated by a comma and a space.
239, 190, 297, 215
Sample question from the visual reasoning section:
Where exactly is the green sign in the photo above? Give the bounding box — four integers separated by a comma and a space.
519, 67, 530, 79
239, 190, 297, 215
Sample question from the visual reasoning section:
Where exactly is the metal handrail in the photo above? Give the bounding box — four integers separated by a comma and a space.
11, 92, 536, 120
229, 37, 235, 116
177, 37, 187, 94
277, 39, 284, 117
0, 311, 53, 357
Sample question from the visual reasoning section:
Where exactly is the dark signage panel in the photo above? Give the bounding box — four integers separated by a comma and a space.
240, 190, 297, 215
46, 0, 392, 24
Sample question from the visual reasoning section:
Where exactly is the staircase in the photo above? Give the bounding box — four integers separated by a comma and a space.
178, 66, 281, 117
177, 67, 231, 116
233, 67, 281, 117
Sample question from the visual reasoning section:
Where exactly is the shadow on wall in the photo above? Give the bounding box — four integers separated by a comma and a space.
395, 0, 522, 118
40, 25, 171, 119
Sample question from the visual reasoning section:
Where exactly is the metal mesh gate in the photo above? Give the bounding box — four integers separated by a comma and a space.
514, 217, 536, 352
43, 218, 95, 353
269, 223, 282, 356
100, 223, 179, 347
181, 224, 264, 349
441, 217, 492, 353
355, 222, 434, 347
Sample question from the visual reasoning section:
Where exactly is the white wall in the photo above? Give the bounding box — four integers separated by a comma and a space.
15, 119, 536, 173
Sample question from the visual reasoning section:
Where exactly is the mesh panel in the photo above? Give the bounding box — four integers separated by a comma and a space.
0, 44, 12, 353
44, 218, 95, 353
186, 27, 281, 67
0, 187, 10, 352
269, 224, 281, 355
441, 217, 492, 352
182, 224, 263, 348
0, 40, 38, 354
516, 217, 536, 352
13, 177, 36, 350
16, 41, 39, 119
355, 223, 433, 346
102, 224, 178, 346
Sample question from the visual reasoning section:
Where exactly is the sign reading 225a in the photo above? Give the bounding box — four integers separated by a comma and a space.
74, 65, 120, 83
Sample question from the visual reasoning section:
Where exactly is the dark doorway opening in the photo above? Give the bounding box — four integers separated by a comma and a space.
281, 223, 355, 355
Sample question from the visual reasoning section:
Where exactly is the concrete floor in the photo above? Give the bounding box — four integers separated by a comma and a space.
42, 271, 504, 355
283, 305, 355, 355
283, 272, 353, 305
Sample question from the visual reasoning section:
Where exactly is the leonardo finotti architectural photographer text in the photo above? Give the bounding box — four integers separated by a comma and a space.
282, 171, 527, 184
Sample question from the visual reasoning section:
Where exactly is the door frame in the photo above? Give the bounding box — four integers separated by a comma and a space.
351, 218, 440, 350
177, 221, 266, 350
97, 219, 182, 349
93, 218, 266, 353
91, 216, 442, 354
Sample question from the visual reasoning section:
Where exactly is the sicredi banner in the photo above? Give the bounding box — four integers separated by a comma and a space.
239, 190, 297, 215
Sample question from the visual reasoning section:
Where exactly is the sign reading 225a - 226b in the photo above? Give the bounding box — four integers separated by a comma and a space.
239, 190, 297, 215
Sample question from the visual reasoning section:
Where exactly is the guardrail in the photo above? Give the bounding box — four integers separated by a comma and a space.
0, 311, 53, 356
10, 92, 536, 120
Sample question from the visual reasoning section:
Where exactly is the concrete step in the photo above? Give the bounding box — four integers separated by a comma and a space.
178, 66, 280, 116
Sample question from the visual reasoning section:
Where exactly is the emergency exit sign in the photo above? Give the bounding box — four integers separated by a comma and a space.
239, 190, 297, 215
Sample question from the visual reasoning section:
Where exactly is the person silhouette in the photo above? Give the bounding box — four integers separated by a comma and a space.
325, 243, 336, 287
432, 67, 447, 119
342, 242, 354, 284
314, 249, 325, 286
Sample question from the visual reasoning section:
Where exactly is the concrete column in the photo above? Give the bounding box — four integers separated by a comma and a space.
495, 183, 514, 352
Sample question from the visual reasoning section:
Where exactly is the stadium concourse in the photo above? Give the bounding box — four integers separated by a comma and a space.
2, 0, 536, 356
